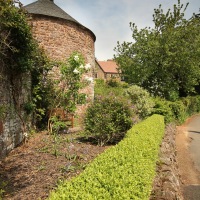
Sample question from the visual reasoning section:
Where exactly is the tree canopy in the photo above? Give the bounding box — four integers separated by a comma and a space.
114, 0, 200, 100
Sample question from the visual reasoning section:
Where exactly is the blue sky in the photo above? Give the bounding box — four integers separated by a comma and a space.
20, 0, 199, 60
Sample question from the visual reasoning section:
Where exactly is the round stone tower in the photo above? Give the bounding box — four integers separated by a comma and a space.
24, 0, 96, 122
25, 0, 96, 64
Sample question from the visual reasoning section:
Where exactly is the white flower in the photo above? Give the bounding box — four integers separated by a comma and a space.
79, 64, 84, 69
24, 132, 28, 138
85, 76, 94, 83
73, 68, 80, 74
84, 63, 91, 70
74, 55, 79, 61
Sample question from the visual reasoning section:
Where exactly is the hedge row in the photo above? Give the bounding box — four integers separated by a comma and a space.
153, 95, 200, 124
48, 114, 165, 200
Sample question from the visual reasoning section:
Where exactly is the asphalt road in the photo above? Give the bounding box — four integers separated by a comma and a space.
186, 115, 200, 171
183, 115, 200, 200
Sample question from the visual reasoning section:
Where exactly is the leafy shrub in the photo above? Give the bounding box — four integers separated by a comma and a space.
152, 97, 187, 123
153, 96, 200, 124
106, 78, 120, 87
152, 97, 174, 123
48, 115, 165, 200
94, 78, 126, 98
125, 85, 155, 119
182, 95, 200, 115
169, 100, 187, 124
84, 95, 133, 146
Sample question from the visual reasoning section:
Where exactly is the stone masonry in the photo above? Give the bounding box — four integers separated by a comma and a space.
31, 15, 95, 63
30, 15, 95, 119
0, 0, 96, 157
150, 124, 184, 200
0, 64, 31, 158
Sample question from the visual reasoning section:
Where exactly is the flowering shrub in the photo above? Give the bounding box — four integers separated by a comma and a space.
48, 52, 92, 133
84, 95, 133, 146
125, 85, 155, 119
58, 52, 92, 113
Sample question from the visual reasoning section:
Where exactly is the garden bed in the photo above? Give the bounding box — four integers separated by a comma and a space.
0, 131, 109, 200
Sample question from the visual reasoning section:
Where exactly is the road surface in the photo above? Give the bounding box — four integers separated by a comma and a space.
186, 115, 200, 172
180, 115, 200, 200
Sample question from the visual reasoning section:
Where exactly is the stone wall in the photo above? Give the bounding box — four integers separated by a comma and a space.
0, 12, 96, 157
30, 15, 95, 119
0, 64, 31, 158
31, 15, 95, 61
150, 124, 184, 200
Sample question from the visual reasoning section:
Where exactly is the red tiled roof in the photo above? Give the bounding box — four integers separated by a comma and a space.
97, 60, 120, 74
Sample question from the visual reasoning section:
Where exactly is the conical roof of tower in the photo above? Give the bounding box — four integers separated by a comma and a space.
24, 0, 96, 41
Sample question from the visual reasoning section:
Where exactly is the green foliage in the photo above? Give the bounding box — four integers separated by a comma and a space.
0, 0, 34, 73
23, 102, 35, 115
48, 52, 92, 134
84, 95, 133, 146
152, 98, 174, 123
169, 101, 187, 123
94, 78, 127, 98
0, 105, 7, 120
152, 95, 200, 124
58, 52, 91, 113
106, 78, 120, 87
114, 0, 200, 100
181, 95, 200, 115
49, 116, 67, 135
0, 181, 8, 200
48, 115, 165, 200
0, 0, 53, 130
125, 85, 155, 119
31, 50, 54, 128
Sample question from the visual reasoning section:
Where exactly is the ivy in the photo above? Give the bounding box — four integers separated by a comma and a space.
0, 0, 53, 132
0, 0, 34, 73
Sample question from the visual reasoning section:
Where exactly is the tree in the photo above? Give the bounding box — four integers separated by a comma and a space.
114, 0, 200, 101
0, 0, 52, 131
0, 0, 34, 72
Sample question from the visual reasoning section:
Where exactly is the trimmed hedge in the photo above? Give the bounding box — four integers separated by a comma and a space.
48, 114, 165, 200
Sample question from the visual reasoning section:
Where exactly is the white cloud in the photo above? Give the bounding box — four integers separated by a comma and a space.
20, 0, 200, 60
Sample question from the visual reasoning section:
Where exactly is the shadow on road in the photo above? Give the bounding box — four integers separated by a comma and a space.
188, 130, 200, 134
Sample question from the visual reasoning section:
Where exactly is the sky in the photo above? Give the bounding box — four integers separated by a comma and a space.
20, 0, 199, 61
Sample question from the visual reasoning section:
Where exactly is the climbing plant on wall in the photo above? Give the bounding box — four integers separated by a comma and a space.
0, 0, 34, 72
0, 0, 53, 132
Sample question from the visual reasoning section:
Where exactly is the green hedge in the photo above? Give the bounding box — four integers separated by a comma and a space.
181, 95, 200, 116
153, 95, 200, 124
48, 115, 165, 200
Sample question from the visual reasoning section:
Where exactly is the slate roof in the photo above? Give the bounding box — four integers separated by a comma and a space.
97, 60, 120, 74
24, 0, 96, 41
